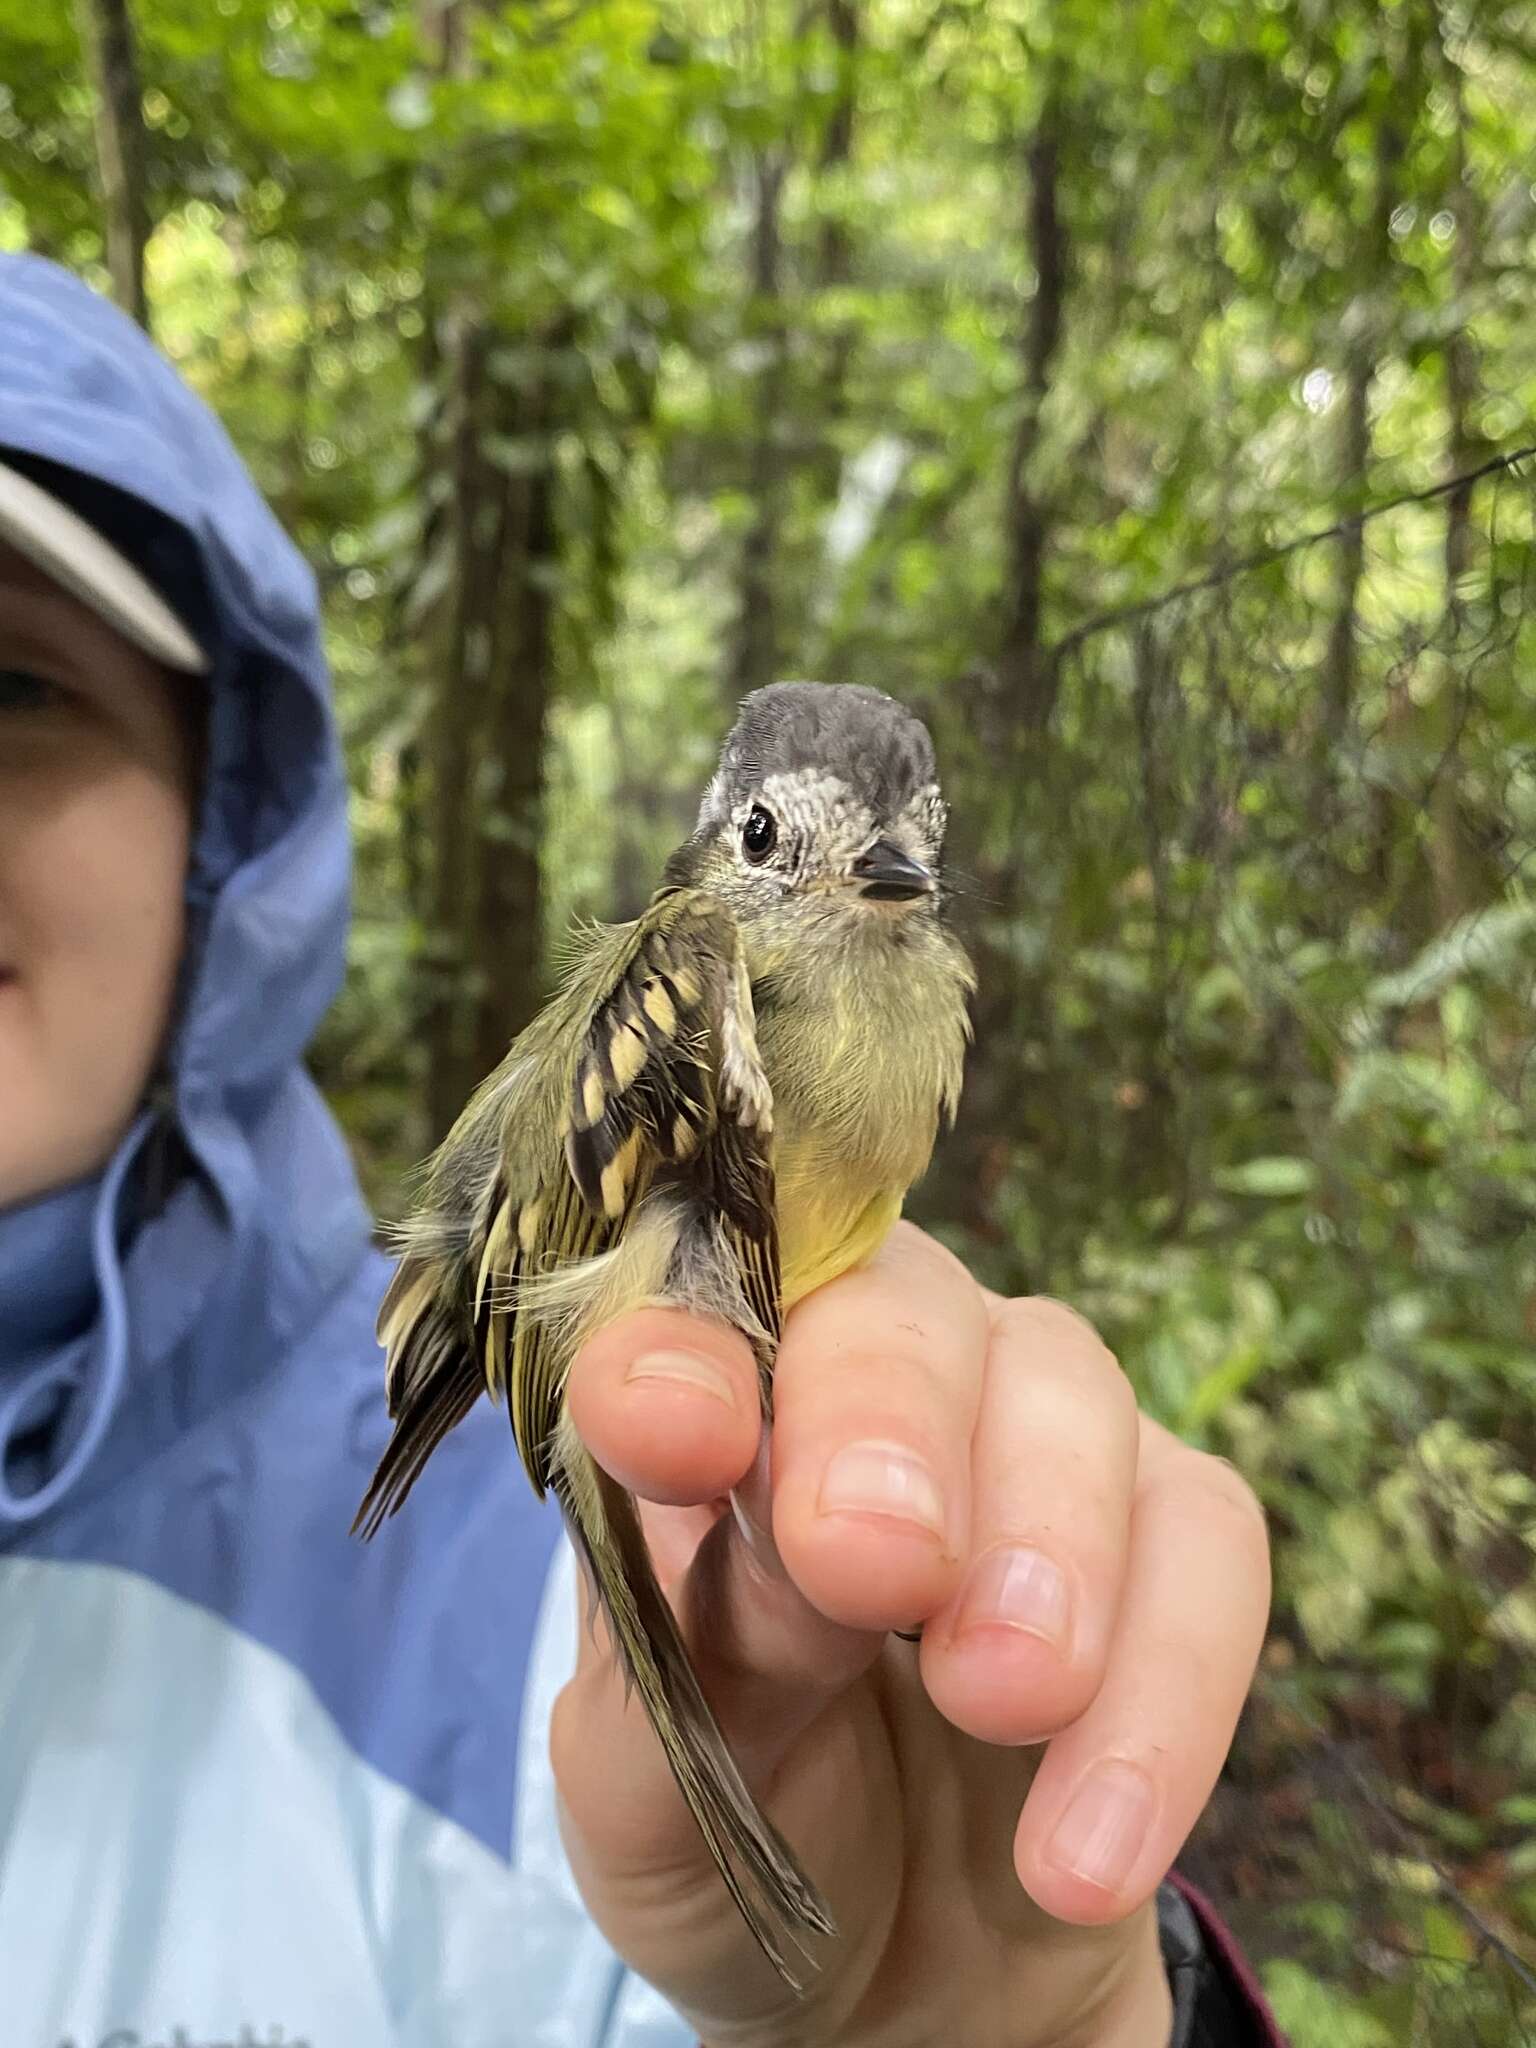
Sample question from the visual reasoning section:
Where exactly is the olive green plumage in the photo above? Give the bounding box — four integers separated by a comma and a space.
355, 681, 974, 1990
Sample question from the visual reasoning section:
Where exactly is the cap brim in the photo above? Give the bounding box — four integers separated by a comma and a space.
0, 458, 210, 676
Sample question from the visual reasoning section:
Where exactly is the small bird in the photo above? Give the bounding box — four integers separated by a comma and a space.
356, 681, 974, 1987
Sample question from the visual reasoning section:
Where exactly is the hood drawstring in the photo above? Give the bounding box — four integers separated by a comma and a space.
0, 1111, 155, 1528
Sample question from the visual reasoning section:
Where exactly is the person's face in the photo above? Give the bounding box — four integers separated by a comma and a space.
0, 540, 197, 1208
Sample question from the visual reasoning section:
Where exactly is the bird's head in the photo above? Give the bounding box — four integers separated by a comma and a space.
666, 682, 947, 933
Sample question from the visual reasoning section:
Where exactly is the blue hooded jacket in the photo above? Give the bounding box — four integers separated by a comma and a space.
0, 254, 693, 2048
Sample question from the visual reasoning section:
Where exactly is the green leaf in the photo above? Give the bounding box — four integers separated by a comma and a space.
1214, 1157, 1318, 1198
1366, 901, 1536, 1009
385, 75, 434, 131
1261, 1961, 1394, 2048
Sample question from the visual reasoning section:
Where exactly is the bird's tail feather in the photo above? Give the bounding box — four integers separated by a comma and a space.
557, 1438, 837, 1991
353, 1247, 481, 1539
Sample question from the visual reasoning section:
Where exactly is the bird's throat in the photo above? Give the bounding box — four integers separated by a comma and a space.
749, 917, 971, 1313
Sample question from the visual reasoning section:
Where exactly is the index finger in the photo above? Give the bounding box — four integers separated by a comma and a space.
561, 1222, 989, 1730
768, 1222, 991, 1632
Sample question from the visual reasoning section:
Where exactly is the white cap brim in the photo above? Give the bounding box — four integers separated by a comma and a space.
0, 458, 210, 676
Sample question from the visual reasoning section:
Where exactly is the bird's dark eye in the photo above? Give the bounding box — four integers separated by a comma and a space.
741, 804, 778, 863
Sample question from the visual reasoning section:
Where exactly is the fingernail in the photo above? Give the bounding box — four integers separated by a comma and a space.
1045, 1761, 1155, 1893
957, 1545, 1070, 1649
818, 1440, 946, 1537
624, 1349, 737, 1408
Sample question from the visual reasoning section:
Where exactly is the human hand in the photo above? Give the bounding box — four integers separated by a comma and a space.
550, 1224, 1271, 2047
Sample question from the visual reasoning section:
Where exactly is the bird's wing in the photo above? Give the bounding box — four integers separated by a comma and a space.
480, 887, 780, 1496
357, 896, 824, 1979
355, 1029, 562, 1536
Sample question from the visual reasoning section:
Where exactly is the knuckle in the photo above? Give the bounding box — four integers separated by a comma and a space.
791, 1223, 987, 1389
996, 1295, 1126, 1387
1093, 1349, 1140, 1436
1187, 1451, 1270, 1555
881, 1217, 975, 1297
1150, 1622, 1226, 1706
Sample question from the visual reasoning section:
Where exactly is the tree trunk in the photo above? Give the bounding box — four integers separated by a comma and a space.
414, 0, 469, 1142
399, 298, 445, 968
1427, 12, 1485, 927
424, 312, 497, 1141
1322, 364, 1370, 750
607, 693, 664, 922
473, 337, 561, 1081
923, 86, 1072, 1286
397, 263, 447, 1152
73, 0, 150, 329
726, 148, 789, 703
413, 0, 564, 1135
997, 85, 1068, 737
1318, 82, 1401, 850
812, 0, 858, 496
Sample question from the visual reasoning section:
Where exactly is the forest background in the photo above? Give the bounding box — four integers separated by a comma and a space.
4, 0, 1535, 2038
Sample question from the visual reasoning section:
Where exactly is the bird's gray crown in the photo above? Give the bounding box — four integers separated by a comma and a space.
705, 681, 938, 824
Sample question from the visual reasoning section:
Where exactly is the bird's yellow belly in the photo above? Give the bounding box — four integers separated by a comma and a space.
774, 1145, 906, 1311
752, 933, 967, 1316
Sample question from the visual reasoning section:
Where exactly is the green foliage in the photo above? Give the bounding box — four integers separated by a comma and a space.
1265, 1961, 1395, 2048
5, 0, 1536, 2033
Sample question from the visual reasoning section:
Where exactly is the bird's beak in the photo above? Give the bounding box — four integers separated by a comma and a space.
851, 839, 935, 903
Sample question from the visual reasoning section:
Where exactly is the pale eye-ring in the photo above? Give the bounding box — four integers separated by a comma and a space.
741, 804, 778, 863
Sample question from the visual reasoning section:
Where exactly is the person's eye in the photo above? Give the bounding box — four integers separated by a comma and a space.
0, 667, 66, 713
741, 804, 778, 863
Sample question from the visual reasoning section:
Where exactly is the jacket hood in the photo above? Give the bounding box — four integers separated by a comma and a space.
0, 253, 373, 1528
